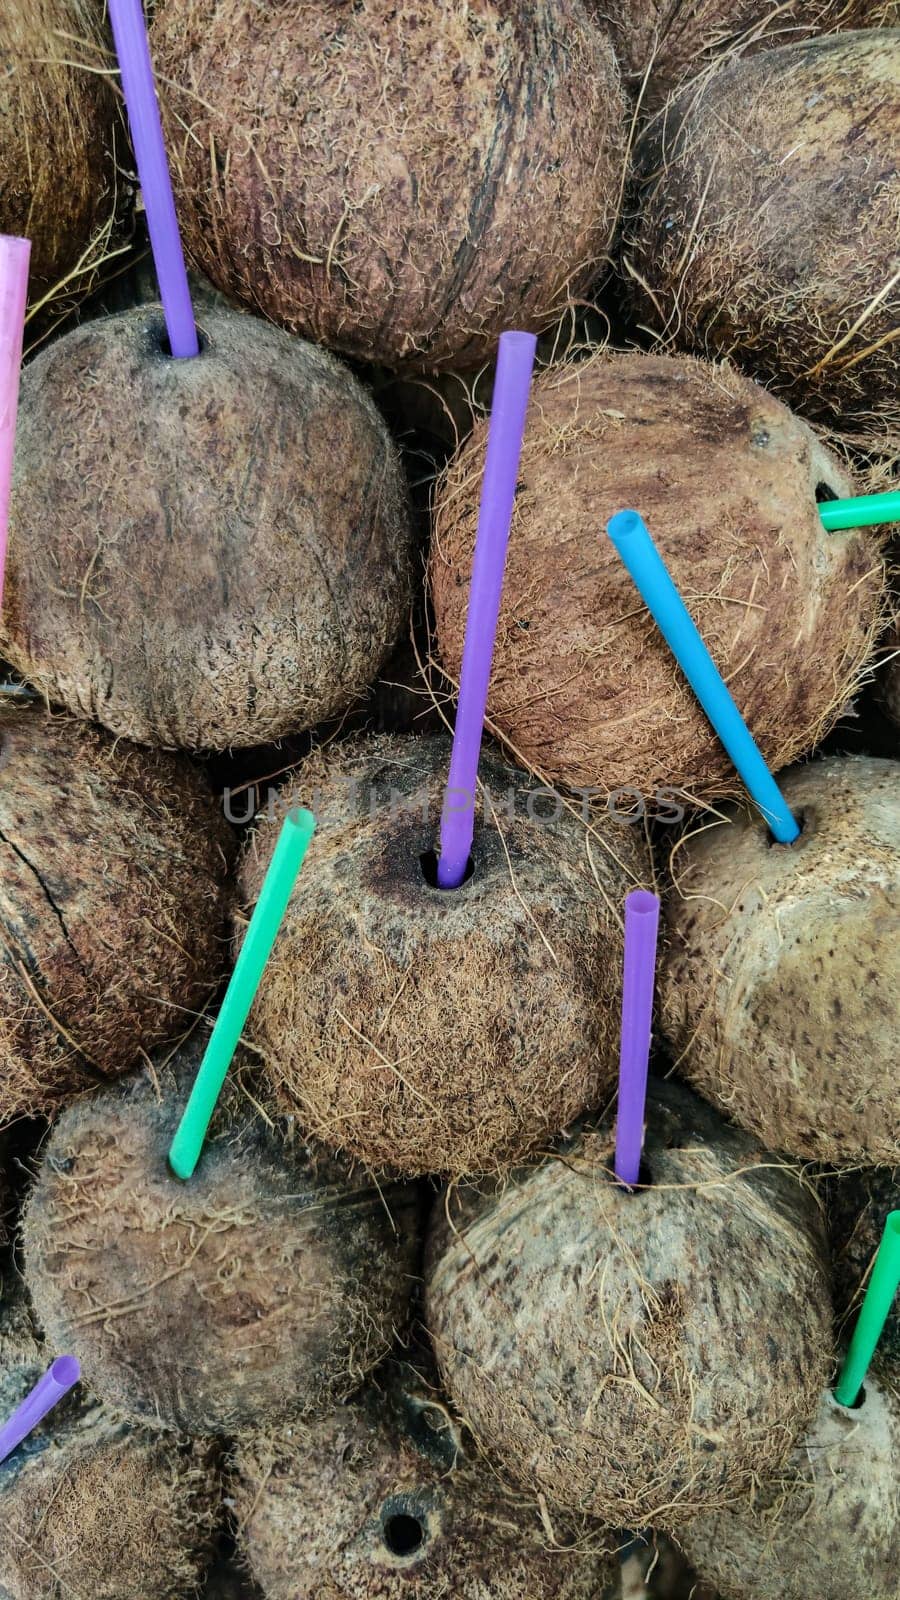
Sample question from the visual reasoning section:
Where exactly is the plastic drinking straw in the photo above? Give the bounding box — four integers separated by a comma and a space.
436, 330, 537, 889
834, 1210, 900, 1408
0, 235, 30, 615
614, 889, 661, 1187
607, 510, 800, 845
0, 1356, 81, 1465
169, 807, 316, 1180
108, 0, 198, 358
819, 489, 900, 532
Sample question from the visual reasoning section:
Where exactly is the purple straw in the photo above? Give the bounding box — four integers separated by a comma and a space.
108, 0, 198, 358
0, 1356, 81, 1465
436, 330, 537, 889
614, 889, 661, 1187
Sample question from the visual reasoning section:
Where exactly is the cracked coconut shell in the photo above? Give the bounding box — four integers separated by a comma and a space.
678, 1377, 900, 1600
231, 1366, 619, 1599
0, 1263, 220, 1600
0, 702, 233, 1123
430, 349, 882, 800
1, 303, 412, 750
23, 1043, 422, 1437
625, 31, 900, 438
660, 756, 900, 1165
237, 732, 651, 1179
425, 1079, 833, 1534
149, 0, 628, 371
0, 0, 119, 302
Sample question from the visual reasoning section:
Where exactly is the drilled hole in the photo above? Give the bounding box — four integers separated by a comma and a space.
815, 481, 838, 504
383, 1512, 425, 1557
419, 847, 474, 890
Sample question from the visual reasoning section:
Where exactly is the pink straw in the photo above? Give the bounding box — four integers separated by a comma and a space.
0, 1356, 81, 1465
436, 330, 537, 889
614, 889, 661, 1186
0, 235, 30, 615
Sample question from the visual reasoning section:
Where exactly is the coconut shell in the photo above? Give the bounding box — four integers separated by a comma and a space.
0, 702, 233, 1123
238, 732, 651, 1179
824, 1165, 900, 1365
430, 349, 882, 799
0, 0, 119, 301
1, 303, 412, 750
425, 1078, 833, 1532
23, 1045, 422, 1436
0, 1267, 220, 1600
677, 1377, 900, 1600
231, 1369, 619, 1600
625, 31, 900, 437
149, 0, 628, 371
660, 756, 900, 1165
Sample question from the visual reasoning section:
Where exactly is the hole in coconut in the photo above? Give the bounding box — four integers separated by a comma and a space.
382, 1511, 426, 1557
815, 482, 839, 507
616, 1158, 654, 1192
767, 810, 807, 847
146, 314, 209, 359
833, 1384, 867, 1412
419, 847, 474, 890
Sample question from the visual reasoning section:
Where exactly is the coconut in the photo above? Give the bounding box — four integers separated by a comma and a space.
425, 1078, 832, 1532
0, 1, 119, 303
660, 755, 900, 1165
430, 348, 882, 800
23, 1044, 422, 1436
0, 701, 233, 1123
677, 1376, 900, 1599
0, 303, 412, 750
231, 1366, 619, 1600
148, 0, 627, 372
625, 31, 900, 438
238, 732, 651, 1179
0, 1263, 220, 1600
824, 1165, 900, 1366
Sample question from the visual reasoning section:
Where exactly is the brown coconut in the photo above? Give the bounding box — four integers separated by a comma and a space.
823, 1164, 900, 1366
238, 732, 651, 1179
660, 755, 900, 1165
149, 0, 628, 372
0, 1, 119, 303
425, 1078, 833, 1533
23, 1044, 422, 1436
0, 702, 233, 1123
231, 1367, 619, 1599
677, 1376, 900, 1600
625, 31, 900, 438
0, 1264, 220, 1600
430, 349, 883, 800
0, 303, 412, 750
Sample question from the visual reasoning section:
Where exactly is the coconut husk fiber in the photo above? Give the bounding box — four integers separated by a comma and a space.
0, 0, 120, 305
625, 31, 900, 438
231, 1365, 619, 1599
660, 755, 900, 1166
148, 0, 628, 372
676, 1376, 900, 1599
237, 732, 651, 1180
0, 702, 234, 1124
430, 348, 883, 800
425, 1078, 833, 1534
0, 1262, 221, 1600
23, 1042, 422, 1437
881, 616, 900, 726
823, 1165, 900, 1366
0, 303, 412, 750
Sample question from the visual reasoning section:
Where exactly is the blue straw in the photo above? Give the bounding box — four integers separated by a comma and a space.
606, 510, 799, 844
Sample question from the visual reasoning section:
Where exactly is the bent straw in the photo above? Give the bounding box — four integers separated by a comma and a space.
834, 1210, 900, 1408
0, 235, 30, 614
614, 889, 661, 1187
169, 807, 316, 1180
0, 1356, 81, 1465
819, 489, 900, 532
108, 0, 198, 358
607, 510, 800, 845
436, 330, 537, 890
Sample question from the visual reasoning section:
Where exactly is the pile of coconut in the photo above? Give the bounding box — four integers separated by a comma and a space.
1, 1, 897, 1597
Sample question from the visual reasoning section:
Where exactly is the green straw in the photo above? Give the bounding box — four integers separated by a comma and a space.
168, 807, 316, 1180
834, 1210, 900, 1408
819, 490, 900, 531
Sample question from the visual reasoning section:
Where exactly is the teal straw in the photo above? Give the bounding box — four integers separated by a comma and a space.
168, 808, 315, 1180
834, 1210, 900, 1408
819, 490, 900, 531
